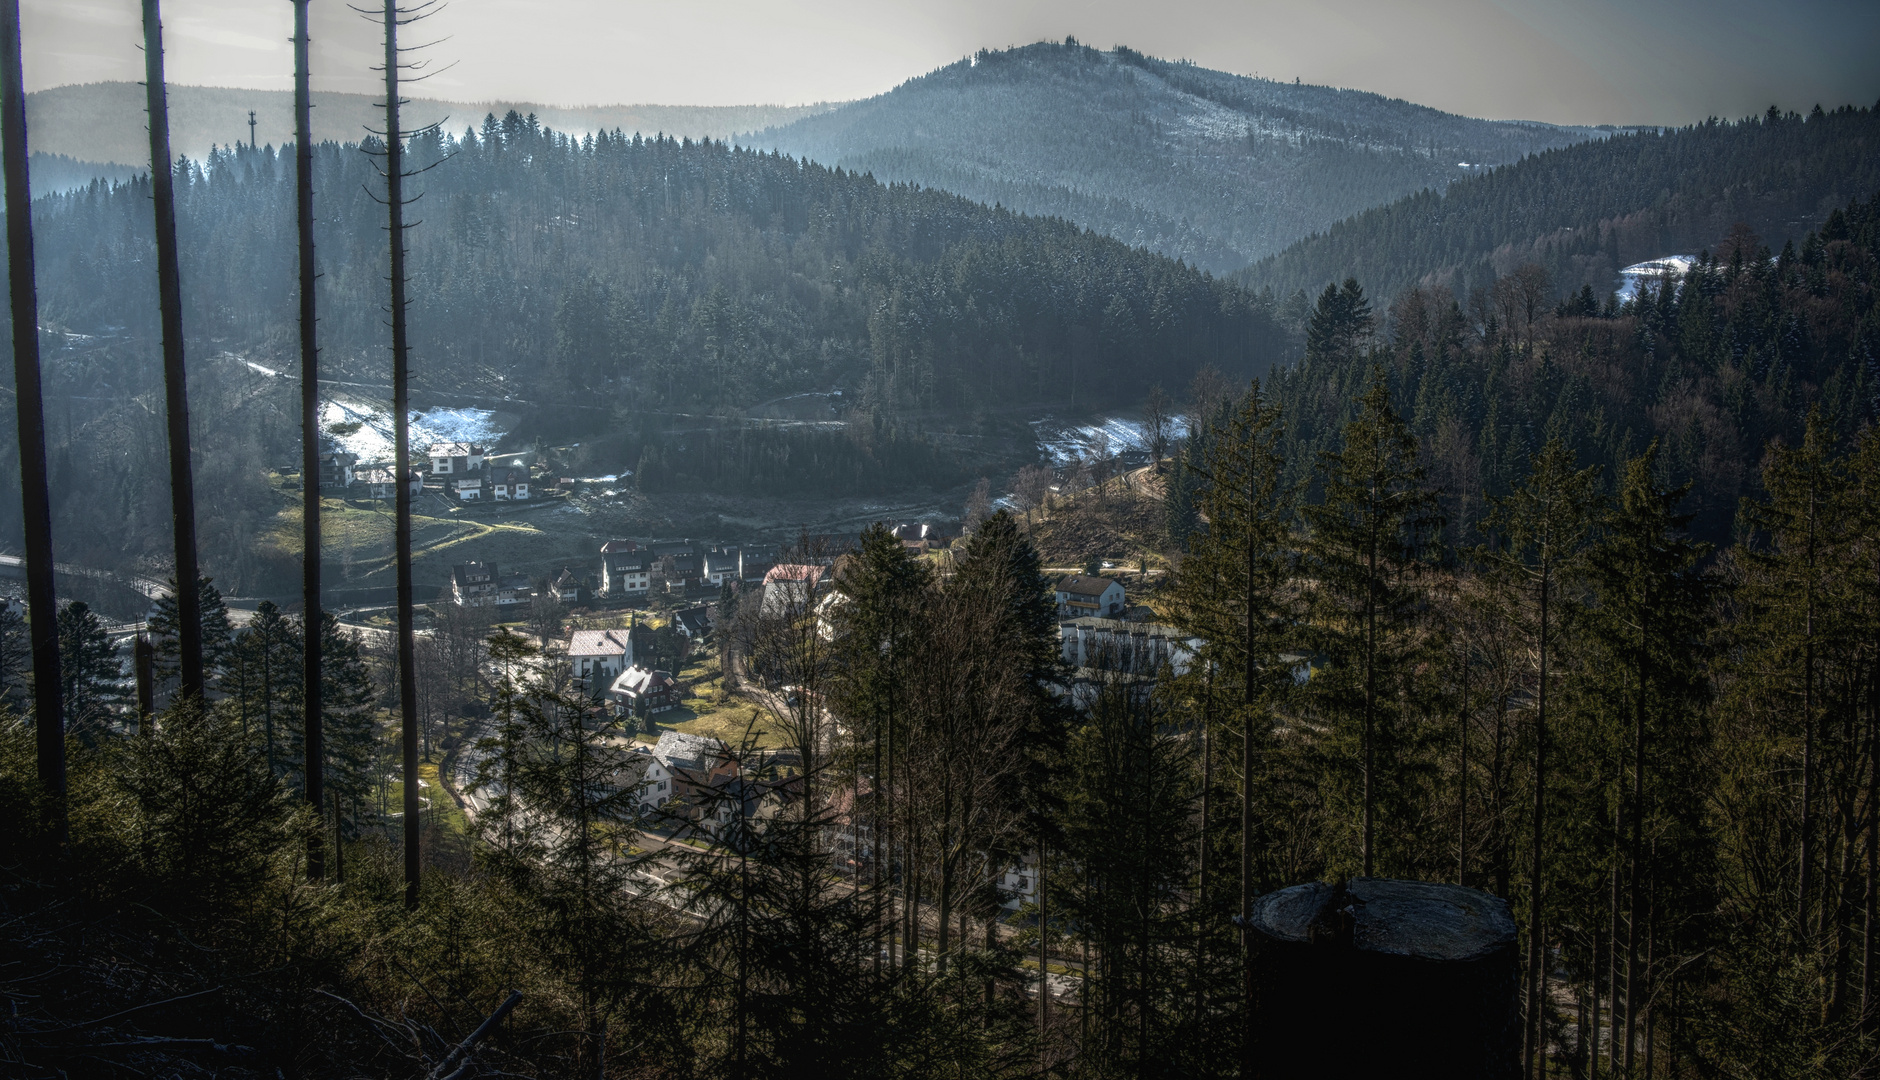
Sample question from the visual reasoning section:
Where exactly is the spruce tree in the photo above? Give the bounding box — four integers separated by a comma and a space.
1301, 369, 1442, 876
1476, 435, 1600, 1076
1581, 443, 1713, 1077
56, 601, 120, 735
148, 575, 235, 686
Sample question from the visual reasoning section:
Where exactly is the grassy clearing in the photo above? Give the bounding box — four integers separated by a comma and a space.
388, 759, 469, 838
648, 649, 788, 750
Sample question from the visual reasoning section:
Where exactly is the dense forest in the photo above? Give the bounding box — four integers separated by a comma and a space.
1225, 189, 1880, 553
0, 116, 1291, 586
759, 39, 1599, 272
1241, 103, 1880, 306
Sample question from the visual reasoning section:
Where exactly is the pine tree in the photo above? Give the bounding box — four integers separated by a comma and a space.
1581, 443, 1713, 1077
1052, 680, 1198, 1073
227, 600, 297, 774
830, 523, 932, 975
148, 575, 234, 687
1301, 369, 1443, 876
56, 601, 120, 735
1476, 435, 1600, 1076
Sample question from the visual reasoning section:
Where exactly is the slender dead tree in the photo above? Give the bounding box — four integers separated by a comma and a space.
294, 0, 324, 882
377, 0, 423, 910
140, 0, 204, 697
1, 0, 66, 832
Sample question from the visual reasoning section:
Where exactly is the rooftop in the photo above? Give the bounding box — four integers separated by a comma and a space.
1058, 574, 1121, 597
567, 628, 632, 657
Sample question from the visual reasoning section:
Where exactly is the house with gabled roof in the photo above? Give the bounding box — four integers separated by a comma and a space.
567, 628, 634, 682
428, 442, 485, 475
1055, 574, 1125, 618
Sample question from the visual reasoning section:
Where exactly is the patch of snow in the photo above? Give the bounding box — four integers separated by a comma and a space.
1033, 415, 1182, 466
243, 359, 283, 378
1616, 256, 1695, 304
320, 401, 509, 463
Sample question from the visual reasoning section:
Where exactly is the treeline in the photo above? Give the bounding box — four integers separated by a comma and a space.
761, 39, 1594, 271
20, 115, 1287, 415
1241, 102, 1880, 308
1176, 190, 1880, 552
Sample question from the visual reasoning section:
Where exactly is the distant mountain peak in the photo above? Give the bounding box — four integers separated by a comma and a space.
752, 43, 1600, 272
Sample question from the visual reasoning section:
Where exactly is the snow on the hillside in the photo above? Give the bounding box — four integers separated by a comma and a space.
1034, 415, 1183, 465
320, 401, 508, 462
1617, 256, 1695, 304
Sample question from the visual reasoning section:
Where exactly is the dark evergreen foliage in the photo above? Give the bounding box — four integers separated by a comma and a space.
1245, 104, 1880, 305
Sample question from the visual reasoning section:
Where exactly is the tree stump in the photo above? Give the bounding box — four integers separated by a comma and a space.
1244, 877, 1518, 1079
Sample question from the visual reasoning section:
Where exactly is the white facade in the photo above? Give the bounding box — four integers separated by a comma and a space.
568, 628, 634, 681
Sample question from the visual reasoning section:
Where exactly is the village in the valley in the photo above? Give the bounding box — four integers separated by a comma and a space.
319, 434, 1202, 911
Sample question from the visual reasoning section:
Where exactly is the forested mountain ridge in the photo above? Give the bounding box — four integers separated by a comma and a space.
23, 81, 838, 171
754, 39, 1603, 273
1, 113, 1290, 588
1242, 103, 1880, 305
1201, 190, 1880, 559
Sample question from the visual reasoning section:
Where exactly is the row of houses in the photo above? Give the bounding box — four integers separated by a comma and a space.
319, 440, 534, 502
598, 539, 781, 598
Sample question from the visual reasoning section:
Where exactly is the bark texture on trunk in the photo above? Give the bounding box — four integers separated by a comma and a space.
140, 0, 204, 698
294, 0, 325, 883
0, 0, 65, 825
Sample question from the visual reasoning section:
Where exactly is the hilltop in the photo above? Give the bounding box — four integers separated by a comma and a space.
753, 39, 1604, 272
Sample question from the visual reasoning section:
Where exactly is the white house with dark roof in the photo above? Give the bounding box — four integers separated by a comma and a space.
550, 568, 583, 604
601, 548, 652, 596
489, 464, 530, 500
617, 745, 674, 815
567, 628, 634, 682
428, 442, 485, 475
1055, 574, 1125, 618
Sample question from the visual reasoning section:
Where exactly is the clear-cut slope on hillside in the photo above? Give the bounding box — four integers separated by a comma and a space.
751, 40, 1604, 273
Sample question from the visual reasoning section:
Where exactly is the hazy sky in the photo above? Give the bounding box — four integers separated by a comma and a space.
20, 0, 1880, 126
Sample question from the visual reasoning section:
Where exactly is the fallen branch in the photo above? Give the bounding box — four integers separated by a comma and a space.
427, 990, 522, 1080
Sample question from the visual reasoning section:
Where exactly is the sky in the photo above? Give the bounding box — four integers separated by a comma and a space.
20, 0, 1880, 127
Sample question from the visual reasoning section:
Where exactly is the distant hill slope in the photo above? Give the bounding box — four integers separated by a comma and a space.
1242, 105, 1880, 305
23, 82, 836, 172
2, 153, 137, 196
751, 40, 1604, 273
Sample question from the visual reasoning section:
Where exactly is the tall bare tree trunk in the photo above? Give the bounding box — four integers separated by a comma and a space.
140, 0, 203, 698
1864, 655, 1879, 1026
1622, 637, 1648, 1077
1526, 577, 1550, 1079
382, 0, 421, 911
0, 0, 64, 837
1241, 472, 1258, 1079
1800, 487, 1818, 937
295, 0, 325, 882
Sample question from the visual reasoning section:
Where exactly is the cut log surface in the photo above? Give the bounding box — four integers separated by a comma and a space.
1252, 877, 1517, 960
1246, 877, 1519, 1080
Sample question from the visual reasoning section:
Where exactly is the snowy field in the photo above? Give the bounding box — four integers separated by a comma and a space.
320, 400, 509, 463
1616, 256, 1695, 304
1033, 415, 1183, 466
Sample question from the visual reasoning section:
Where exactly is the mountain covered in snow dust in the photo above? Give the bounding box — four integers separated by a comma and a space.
752, 39, 1605, 273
